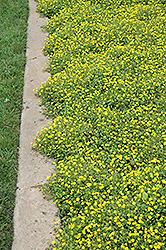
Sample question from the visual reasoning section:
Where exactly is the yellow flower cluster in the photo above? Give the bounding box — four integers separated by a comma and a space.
35, 0, 166, 249
37, 0, 165, 17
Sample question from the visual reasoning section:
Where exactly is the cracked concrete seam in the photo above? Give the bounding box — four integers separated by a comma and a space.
12, 1, 59, 249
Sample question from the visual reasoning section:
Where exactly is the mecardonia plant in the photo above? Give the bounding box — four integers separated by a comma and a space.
34, 0, 166, 249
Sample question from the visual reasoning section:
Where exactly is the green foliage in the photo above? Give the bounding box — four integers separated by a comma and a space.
35, 0, 166, 249
0, 0, 29, 249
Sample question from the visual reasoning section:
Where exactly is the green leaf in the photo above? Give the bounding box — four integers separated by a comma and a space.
142, 191, 148, 201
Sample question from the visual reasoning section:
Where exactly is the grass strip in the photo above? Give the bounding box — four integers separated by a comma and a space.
0, 0, 29, 248
35, 0, 166, 249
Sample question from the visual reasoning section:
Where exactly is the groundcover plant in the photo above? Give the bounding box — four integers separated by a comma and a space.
34, 0, 166, 249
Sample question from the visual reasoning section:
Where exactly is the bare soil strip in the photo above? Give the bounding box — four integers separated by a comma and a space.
12, 1, 58, 249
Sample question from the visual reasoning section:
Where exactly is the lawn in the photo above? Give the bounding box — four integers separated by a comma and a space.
35, 0, 166, 249
0, 0, 29, 248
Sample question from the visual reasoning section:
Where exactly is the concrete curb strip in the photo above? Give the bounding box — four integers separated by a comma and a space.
12, 1, 59, 249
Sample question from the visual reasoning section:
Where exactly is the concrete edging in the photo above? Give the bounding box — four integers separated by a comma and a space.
12, 1, 58, 249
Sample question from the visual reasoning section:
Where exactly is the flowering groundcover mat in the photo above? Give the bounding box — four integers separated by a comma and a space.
34, 0, 166, 249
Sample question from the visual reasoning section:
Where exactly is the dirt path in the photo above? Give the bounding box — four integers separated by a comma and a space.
12, 1, 59, 249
